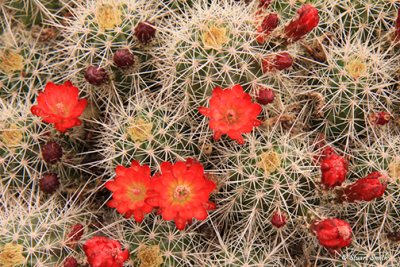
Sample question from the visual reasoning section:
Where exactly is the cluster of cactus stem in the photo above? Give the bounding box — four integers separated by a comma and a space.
1, 0, 400, 266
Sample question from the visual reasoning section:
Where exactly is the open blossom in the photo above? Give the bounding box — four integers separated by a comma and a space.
339, 172, 387, 203
311, 218, 352, 251
199, 85, 262, 145
105, 160, 153, 222
84, 236, 129, 267
283, 4, 319, 43
146, 159, 216, 230
31, 81, 87, 132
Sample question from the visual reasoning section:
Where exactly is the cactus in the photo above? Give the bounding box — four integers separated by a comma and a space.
57, 0, 162, 100
0, 97, 87, 190
0, 28, 56, 101
0, 189, 92, 267
213, 128, 319, 237
92, 92, 199, 174
300, 30, 400, 148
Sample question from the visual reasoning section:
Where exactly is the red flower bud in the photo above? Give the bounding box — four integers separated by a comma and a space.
394, 9, 400, 41
339, 171, 387, 203
283, 4, 319, 43
311, 218, 352, 251
113, 49, 135, 69
84, 66, 108, 86
256, 13, 279, 44
39, 173, 60, 194
63, 257, 78, 267
369, 112, 390, 126
134, 21, 156, 44
262, 52, 293, 73
84, 236, 129, 267
66, 224, 84, 248
320, 149, 348, 189
256, 87, 275, 105
41, 141, 63, 164
271, 211, 286, 228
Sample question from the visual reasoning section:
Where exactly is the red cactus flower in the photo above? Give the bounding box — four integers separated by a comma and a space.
395, 9, 400, 41
256, 13, 279, 44
311, 218, 352, 251
31, 81, 87, 132
105, 160, 153, 222
83, 236, 129, 267
339, 171, 387, 203
271, 210, 287, 228
262, 52, 293, 73
320, 148, 348, 189
283, 4, 319, 43
146, 159, 216, 230
198, 84, 262, 145
369, 112, 390, 126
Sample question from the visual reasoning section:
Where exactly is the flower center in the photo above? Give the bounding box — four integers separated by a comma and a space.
225, 109, 237, 123
174, 185, 190, 200
128, 184, 146, 202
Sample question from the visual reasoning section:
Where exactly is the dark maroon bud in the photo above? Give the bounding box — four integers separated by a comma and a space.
39, 173, 60, 194
257, 87, 275, 105
271, 211, 287, 228
66, 224, 85, 248
113, 48, 135, 69
41, 141, 63, 164
84, 65, 108, 86
134, 21, 156, 44
387, 231, 400, 242
63, 256, 78, 267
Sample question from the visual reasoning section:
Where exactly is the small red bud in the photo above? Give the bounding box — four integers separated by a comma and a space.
369, 112, 390, 126
66, 224, 85, 248
256, 13, 279, 44
271, 211, 286, 228
113, 49, 135, 69
257, 87, 275, 105
134, 21, 156, 44
39, 173, 60, 194
63, 257, 78, 267
262, 52, 293, 73
320, 148, 348, 189
84, 66, 108, 86
311, 218, 352, 251
41, 141, 63, 164
339, 171, 387, 203
283, 4, 319, 43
